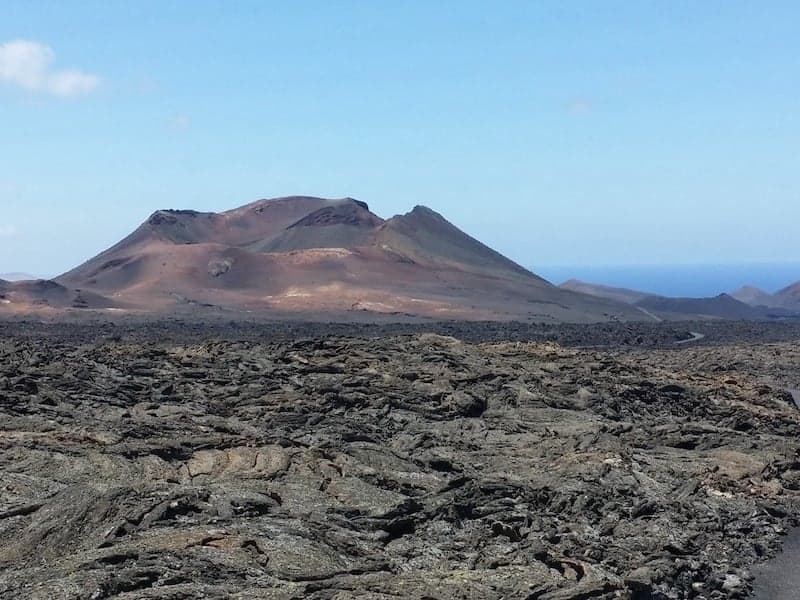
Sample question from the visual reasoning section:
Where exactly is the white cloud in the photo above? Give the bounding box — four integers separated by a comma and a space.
48, 69, 100, 96
0, 225, 19, 238
0, 39, 100, 97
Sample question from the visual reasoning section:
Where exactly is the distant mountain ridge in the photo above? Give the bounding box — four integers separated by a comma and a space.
560, 279, 797, 320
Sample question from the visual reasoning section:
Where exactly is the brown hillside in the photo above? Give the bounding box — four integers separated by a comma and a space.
47, 196, 643, 322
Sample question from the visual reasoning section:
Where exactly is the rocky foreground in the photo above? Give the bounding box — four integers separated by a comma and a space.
1, 324, 799, 599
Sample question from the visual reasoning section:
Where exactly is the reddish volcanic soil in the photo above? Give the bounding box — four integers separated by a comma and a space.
6, 197, 644, 322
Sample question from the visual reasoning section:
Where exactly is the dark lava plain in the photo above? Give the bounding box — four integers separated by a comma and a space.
4, 316, 800, 347
1, 319, 800, 599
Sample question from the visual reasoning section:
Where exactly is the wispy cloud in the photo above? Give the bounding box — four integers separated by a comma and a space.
566, 98, 592, 116
169, 113, 192, 132
0, 225, 19, 238
0, 180, 20, 194
0, 39, 100, 97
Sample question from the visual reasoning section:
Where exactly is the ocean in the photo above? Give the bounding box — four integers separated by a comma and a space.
533, 263, 800, 298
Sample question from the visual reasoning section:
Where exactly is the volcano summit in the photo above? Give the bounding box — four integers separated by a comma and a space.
37, 196, 638, 321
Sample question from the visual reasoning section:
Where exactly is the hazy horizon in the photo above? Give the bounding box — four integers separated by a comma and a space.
535, 261, 800, 297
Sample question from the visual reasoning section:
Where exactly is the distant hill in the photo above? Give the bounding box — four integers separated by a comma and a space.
0, 279, 115, 310
1, 195, 643, 323
730, 285, 777, 307
560, 279, 795, 320
560, 279, 652, 305
730, 281, 800, 310
0, 272, 39, 281
635, 293, 769, 320
774, 281, 800, 309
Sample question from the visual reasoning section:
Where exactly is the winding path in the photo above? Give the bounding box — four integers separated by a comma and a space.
675, 331, 706, 345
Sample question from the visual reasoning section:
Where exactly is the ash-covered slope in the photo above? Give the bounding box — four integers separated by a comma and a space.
0, 278, 115, 310
731, 285, 779, 307
376, 205, 541, 280
731, 282, 800, 311
774, 281, 800, 309
53, 196, 640, 322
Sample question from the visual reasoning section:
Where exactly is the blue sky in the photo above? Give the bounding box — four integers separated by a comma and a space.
1, 1, 798, 276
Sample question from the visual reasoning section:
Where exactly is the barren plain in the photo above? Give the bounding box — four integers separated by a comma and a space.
1, 319, 799, 599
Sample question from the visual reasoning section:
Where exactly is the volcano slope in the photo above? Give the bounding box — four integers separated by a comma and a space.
0, 279, 114, 312
1, 322, 799, 599
49, 196, 641, 322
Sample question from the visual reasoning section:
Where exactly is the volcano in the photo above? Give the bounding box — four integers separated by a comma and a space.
43, 196, 641, 321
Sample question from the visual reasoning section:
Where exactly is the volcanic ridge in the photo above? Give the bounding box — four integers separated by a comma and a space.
26, 196, 642, 322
